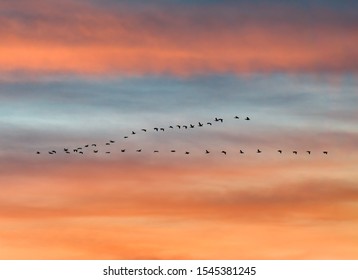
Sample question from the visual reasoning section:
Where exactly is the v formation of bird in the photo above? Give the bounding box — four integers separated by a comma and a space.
36, 115, 328, 156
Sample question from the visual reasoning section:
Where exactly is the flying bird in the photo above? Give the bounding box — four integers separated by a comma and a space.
154, 150, 159, 153
154, 127, 159, 131
218, 118, 223, 122
240, 150, 244, 154
106, 151, 110, 154
121, 149, 125, 152
207, 122, 212, 125
234, 116, 239, 119
257, 149, 262, 153
132, 131, 136, 135
160, 128, 165, 131
205, 150, 210, 154
323, 151, 328, 155
124, 136, 128, 139
136, 149, 142, 152
293, 151, 298, 155
198, 122, 203, 127
141, 129, 147, 132
245, 117, 250, 120
73, 149, 78, 152
190, 124, 195, 128
169, 125, 174, 129
49, 152, 53, 155
214, 117, 220, 122
176, 125, 181, 129
183, 125, 188, 129
91, 144, 96, 147
278, 150, 282, 154
307, 151, 311, 155
171, 150, 176, 152
36, 151, 40, 154
109, 140, 115, 143
185, 151, 190, 155
105, 143, 110, 145
94, 150, 98, 153
84, 145, 89, 148
79, 151, 83, 154
221, 151, 227, 155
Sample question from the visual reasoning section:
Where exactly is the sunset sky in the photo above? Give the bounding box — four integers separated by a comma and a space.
0, 0, 358, 259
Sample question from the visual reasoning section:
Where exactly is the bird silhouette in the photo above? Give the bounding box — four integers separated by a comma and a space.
190, 124, 195, 128
169, 126, 174, 129
154, 150, 159, 153
124, 136, 128, 139
293, 151, 298, 155
121, 149, 125, 152
185, 151, 190, 154
64, 148, 68, 152
36, 151, 40, 154
105, 143, 110, 145
91, 144, 96, 147
73, 149, 78, 152
214, 117, 220, 122
136, 149, 142, 152
234, 116, 239, 119
245, 117, 250, 120
307, 151, 311, 155
160, 128, 165, 131
141, 129, 147, 132
49, 152, 53, 155
109, 140, 115, 143
207, 122, 212, 125
106, 151, 110, 154
221, 151, 227, 155
132, 131, 136, 135
257, 149, 262, 153
79, 151, 83, 154
177, 125, 181, 129
240, 150, 244, 154
218, 118, 223, 122
171, 150, 176, 152
205, 150, 210, 154
52, 150, 56, 153
183, 125, 188, 129
94, 150, 98, 153
278, 150, 282, 154
198, 122, 203, 127
84, 145, 89, 148
323, 151, 328, 155
154, 127, 159, 131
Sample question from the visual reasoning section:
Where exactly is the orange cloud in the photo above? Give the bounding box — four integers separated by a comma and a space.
0, 3, 357, 76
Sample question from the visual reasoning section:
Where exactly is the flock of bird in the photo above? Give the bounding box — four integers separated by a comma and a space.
36, 115, 329, 156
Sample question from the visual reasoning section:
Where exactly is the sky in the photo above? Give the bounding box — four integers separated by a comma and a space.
0, 0, 357, 259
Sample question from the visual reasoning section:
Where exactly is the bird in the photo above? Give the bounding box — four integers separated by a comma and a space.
52, 150, 56, 153
169, 126, 174, 129
136, 149, 142, 152
214, 117, 220, 122
109, 140, 115, 143
121, 149, 125, 152
106, 151, 110, 154
66, 151, 70, 154
91, 144, 96, 147
207, 122, 212, 125
49, 152, 53, 155
240, 150, 244, 154
132, 131, 136, 135
124, 136, 128, 139
160, 128, 165, 131
154, 150, 159, 153
183, 125, 188, 129
73, 149, 78, 152
245, 117, 250, 120
36, 151, 40, 154
64, 148, 68, 152
94, 150, 98, 153
198, 122, 203, 127
218, 118, 223, 122
205, 150, 210, 154
221, 151, 227, 155
306, 151, 311, 155
278, 150, 282, 154
257, 149, 262, 153
105, 143, 110, 145
190, 124, 195, 128
154, 127, 159, 131
293, 151, 298, 155
176, 125, 181, 129
185, 151, 190, 155
234, 116, 239, 119
171, 150, 176, 152
84, 145, 89, 148
141, 129, 147, 132
79, 151, 83, 154
323, 151, 328, 155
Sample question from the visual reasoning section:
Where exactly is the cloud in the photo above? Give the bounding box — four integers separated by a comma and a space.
0, 1, 357, 76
